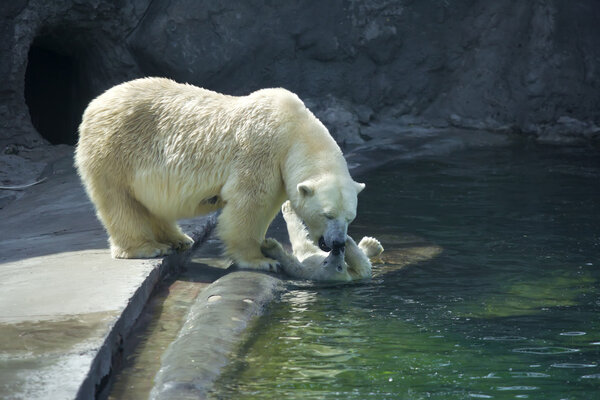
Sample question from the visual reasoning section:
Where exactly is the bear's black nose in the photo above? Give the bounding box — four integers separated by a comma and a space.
331, 240, 345, 255
332, 240, 345, 249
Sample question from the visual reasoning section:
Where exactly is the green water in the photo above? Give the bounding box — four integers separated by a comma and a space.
211, 143, 600, 399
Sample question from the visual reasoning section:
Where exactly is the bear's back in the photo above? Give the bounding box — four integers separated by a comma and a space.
76, 78, 239, 171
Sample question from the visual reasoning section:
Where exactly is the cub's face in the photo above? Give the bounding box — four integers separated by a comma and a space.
295, 176, 365, 253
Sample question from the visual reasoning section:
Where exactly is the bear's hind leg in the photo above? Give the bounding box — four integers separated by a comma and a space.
92, 188, 173, 258
110, 237, 172, 259
152, 219, 194, 253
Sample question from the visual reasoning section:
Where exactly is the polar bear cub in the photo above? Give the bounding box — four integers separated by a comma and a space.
262, 201, 383, 281
75, 78, 364, 271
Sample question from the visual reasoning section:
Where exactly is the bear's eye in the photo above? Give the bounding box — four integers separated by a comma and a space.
324, 213, 335, 220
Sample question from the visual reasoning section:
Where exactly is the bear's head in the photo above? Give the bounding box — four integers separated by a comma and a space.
294, 175, 365, 254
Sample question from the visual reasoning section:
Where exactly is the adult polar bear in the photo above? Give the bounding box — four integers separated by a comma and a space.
75, 77, 364, 270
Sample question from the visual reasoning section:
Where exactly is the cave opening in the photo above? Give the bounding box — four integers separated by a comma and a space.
24, 38, 85, 145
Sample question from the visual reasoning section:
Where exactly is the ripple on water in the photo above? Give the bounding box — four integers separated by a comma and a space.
495, 386, 539, 391
482, 336, 526, 341
512, 347, 580, 355
551, 362, 598, 368
559, 331, 586, 336
581, 373, 600, 379
509, 371, 551, 378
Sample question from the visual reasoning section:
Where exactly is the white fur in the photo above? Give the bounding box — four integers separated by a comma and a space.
75, 77, 363, 270
261, 201, 384, 281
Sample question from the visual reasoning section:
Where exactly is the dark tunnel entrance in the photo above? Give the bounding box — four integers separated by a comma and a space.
24, 39, 84, 145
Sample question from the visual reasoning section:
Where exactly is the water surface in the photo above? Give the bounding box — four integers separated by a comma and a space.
211, 142, 600, 399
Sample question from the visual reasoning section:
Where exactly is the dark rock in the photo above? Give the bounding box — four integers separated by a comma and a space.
355, 104, 374, 124
309, 96, 365, 146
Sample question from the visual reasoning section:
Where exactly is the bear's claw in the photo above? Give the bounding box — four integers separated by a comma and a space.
173, 237, 194, 252
111, 241, 174, 259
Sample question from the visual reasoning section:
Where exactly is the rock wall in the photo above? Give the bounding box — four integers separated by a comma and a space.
1, 0, 599, 147
0, 0, 147, 147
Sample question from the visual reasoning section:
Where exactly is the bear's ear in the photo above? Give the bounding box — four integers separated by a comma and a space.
355, 182, 366, 194
297, 181, 315, 197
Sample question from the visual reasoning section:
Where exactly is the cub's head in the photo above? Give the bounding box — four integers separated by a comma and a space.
303, 251, 351, 282
293, 175, 365, 254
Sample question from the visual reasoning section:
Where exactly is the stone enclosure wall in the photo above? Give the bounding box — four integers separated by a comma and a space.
1, 0, 599, 147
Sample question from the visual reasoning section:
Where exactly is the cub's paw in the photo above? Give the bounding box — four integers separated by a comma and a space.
358, 236, 384, 258
260, 238, 285, 259
236, 255, 281, 273
281, 200, 294, 216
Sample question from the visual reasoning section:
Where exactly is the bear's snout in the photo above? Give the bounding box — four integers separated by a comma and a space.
321, 218, 348, 253
319, 236, 344, 253
331, 240, 345, 254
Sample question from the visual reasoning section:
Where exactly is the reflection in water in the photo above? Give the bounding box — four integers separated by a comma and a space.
211, 143, 600, 399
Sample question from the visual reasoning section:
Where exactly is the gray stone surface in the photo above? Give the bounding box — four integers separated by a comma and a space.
0, 148, 213, 400
149, 271, 283, 400
1, 1, 599, 147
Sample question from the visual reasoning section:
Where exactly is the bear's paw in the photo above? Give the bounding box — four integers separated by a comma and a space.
111, 242, 174, 259
281, 200, 294, 216
171, 234, 194, 252
358, 236, 384, 259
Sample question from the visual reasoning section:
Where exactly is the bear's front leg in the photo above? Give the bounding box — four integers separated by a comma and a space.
217, 199, 281, 272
